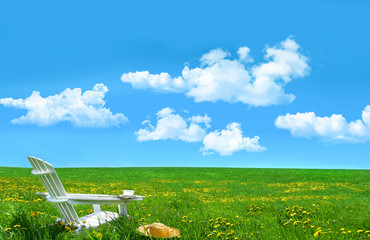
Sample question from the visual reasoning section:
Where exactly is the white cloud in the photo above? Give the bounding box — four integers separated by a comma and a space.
202, 122, 266, 156
0, 84, 128, 127
237, 46, 253, 63
120, 71, 186, 92
137, 108, 266, 156
275, 105, 370, 142
200, 48, 230, 66
121, 37, 310, 107
136, 107, 210, 142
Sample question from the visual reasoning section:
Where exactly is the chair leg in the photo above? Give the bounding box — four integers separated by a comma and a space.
118, 203, 129, 217
93, 204, 101, 212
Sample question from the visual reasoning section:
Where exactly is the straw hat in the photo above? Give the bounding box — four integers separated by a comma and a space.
137, 222, 180, 238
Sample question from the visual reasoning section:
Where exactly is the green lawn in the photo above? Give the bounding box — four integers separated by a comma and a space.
0, 167, 369, 239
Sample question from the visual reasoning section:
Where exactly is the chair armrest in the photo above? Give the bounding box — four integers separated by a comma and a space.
36, 192, 145, 205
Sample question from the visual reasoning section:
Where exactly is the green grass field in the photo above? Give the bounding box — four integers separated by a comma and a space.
0, 167, 369, 239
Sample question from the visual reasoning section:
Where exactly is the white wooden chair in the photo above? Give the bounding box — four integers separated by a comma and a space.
28, 156, 145, 232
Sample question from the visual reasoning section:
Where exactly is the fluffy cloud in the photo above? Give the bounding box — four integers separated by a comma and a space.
202, 122, 266, 156
136, 107, 211, 142
237, 46, 253, 63
275, 105, 370, 142
0, 84, 128, 127
137, 108, 266, 156
121, 37, 310, 106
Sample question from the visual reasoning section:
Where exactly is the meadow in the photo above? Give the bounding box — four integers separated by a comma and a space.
0, 167, 369, 239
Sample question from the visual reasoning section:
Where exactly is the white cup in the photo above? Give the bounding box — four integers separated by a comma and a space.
123, 190, 134, 195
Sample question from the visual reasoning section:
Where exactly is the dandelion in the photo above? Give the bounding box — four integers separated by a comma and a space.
96, 233, 102, 238
357, 230, 363, 233
13, 225, 20, 228
5, 228, 11, 231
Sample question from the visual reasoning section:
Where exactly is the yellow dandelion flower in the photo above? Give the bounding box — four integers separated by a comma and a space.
357, 230, 363, 233
14, 225, 21, 228
60, 221, 65, 226
96, 233, 102, 238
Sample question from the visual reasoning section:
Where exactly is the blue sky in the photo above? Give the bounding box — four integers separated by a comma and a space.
1, 0, 369, 169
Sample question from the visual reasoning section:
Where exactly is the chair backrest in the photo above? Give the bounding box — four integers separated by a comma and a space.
28, 156, 81, 224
